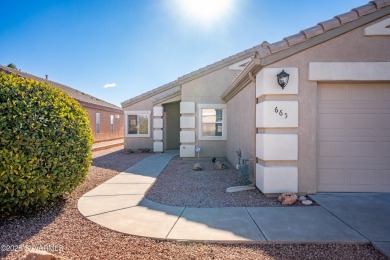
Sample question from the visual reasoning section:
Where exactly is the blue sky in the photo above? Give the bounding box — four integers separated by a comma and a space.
0, 0, 368, 106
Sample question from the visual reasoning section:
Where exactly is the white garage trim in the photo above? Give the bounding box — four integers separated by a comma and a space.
309, 62, 390, 81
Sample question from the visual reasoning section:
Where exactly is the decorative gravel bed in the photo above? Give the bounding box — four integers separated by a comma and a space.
146, 157, 300, 207
0, 147, 386, 259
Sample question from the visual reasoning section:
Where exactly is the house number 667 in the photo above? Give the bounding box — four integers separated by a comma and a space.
274, 107, 288, 118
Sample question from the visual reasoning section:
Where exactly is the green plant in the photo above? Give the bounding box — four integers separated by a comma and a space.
0, 72, 93, 214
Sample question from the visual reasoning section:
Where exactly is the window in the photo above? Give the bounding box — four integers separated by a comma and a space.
125, 111, 151, 137
198, 104, 227, 140
96, 113, 100, 134
110, 115, 114, 133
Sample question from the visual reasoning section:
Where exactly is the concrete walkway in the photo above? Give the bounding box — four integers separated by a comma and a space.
78, 151, 390, 257
92, 139, 124, 151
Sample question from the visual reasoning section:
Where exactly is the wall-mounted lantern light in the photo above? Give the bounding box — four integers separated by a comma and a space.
277, 70, 289, 89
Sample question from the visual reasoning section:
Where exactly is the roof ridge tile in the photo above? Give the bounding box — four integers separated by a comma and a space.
371, 0, 390, 9
257, 46, 271, 58
284, 33, 307, 46
353, 2, 378, 16
268, 40, 289, 54
318, 18, 342, 31
300, 25, 324, 39
335, 10, 360, 24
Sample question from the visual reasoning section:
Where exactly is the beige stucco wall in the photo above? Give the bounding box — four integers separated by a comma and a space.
123, 65, 242, 153
226, 82, 256, 169
260, 15, 390, 193
123, 89, 178, 150
181, 66, 240, 157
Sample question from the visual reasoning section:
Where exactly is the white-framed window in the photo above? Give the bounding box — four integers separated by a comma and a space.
110, 115, 114, 133
198, 104, 227, 140
125, 111, 151, 137
96, 113, 101, 134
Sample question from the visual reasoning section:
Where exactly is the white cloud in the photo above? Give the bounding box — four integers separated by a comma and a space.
103, 83, 118, 88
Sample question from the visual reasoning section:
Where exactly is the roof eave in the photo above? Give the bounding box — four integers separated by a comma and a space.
121, 51, 256, 108
222, 59, 260, 102
223, 4, 390, 102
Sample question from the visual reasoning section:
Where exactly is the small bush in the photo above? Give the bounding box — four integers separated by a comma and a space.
0, 72, 93, 214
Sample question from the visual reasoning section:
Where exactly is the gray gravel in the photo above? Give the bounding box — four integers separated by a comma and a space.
146, 157, 300, 207
0, 147, 386, 259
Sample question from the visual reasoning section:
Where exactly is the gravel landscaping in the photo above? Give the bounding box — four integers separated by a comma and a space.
0, 147, 386, 259
146, 157, 304, 207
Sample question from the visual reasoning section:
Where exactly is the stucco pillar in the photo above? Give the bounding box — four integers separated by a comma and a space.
153, 106, 164, 152
255, 68, 299, 194
179, 102, 196, 157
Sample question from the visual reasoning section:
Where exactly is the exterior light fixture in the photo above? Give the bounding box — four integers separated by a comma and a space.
277, 70, 289, 89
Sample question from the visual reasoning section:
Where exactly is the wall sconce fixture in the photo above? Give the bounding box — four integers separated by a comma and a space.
277, 70, 289, 89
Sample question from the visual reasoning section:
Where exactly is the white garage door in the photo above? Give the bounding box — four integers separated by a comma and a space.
317, 83, 390, 192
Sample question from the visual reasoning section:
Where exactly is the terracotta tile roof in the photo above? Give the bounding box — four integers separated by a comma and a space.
121, 47, 259, 108
259, 0, 389, 56
0, 65, 122, 111
222, 0, 390, 101
122, 1, 390, 108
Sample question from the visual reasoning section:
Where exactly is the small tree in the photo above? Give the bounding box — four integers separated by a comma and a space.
7, 63, 18, 70
0, 72, 93, 214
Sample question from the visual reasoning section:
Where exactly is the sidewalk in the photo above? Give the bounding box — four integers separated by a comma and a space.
78, 151, 390, 257
92, 139, 124, 151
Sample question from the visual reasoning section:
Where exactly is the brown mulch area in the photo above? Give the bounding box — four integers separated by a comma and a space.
0, 147, 386, 259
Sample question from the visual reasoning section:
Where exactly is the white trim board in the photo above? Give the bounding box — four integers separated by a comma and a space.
309, 62, 390, 81
364, 17, 390, 36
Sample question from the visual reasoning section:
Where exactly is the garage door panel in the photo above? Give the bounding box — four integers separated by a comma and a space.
381, 114, 390, 129
318, 141, 345, 158
317, 83, 390, 192
350, 86, 378, 101
382, 87, 390, 101
318, 86, 346, 101
318, 113, 345, 129
347, 170, 376, 186
348, 142, 376, 158
348, 113, 377, 129
378, 170, 390, 186
380, 142, 390, 157
318, 169, 345, 186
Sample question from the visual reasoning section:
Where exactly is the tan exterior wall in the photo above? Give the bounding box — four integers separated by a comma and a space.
123, 88, 181, 150
84, 106, 124, 143
261, 16, 390, 193
226, 82, 256, 168
181, 66, 241, 157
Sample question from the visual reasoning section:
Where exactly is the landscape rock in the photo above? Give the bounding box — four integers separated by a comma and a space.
299, 195, 307, 201
278, 192, 298, 205
215, 160, 225, 170
193, 162, 203, 171
23, 249, 66, 260
302, 199, 313, 205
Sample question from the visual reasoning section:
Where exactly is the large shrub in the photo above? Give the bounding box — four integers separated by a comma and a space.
0, 72, 93, 214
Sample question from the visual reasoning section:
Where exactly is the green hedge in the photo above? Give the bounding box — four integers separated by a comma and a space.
0, 72, 93, 214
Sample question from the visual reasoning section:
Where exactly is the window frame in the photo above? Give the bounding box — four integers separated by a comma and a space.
125, 111, 151, 137
96, 113, 101, 134
110, 114, 114, 133
198, 104, 227, 141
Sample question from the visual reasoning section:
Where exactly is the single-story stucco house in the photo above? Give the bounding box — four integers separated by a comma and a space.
121, 0, 390, 195
0, 65, 124, 144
